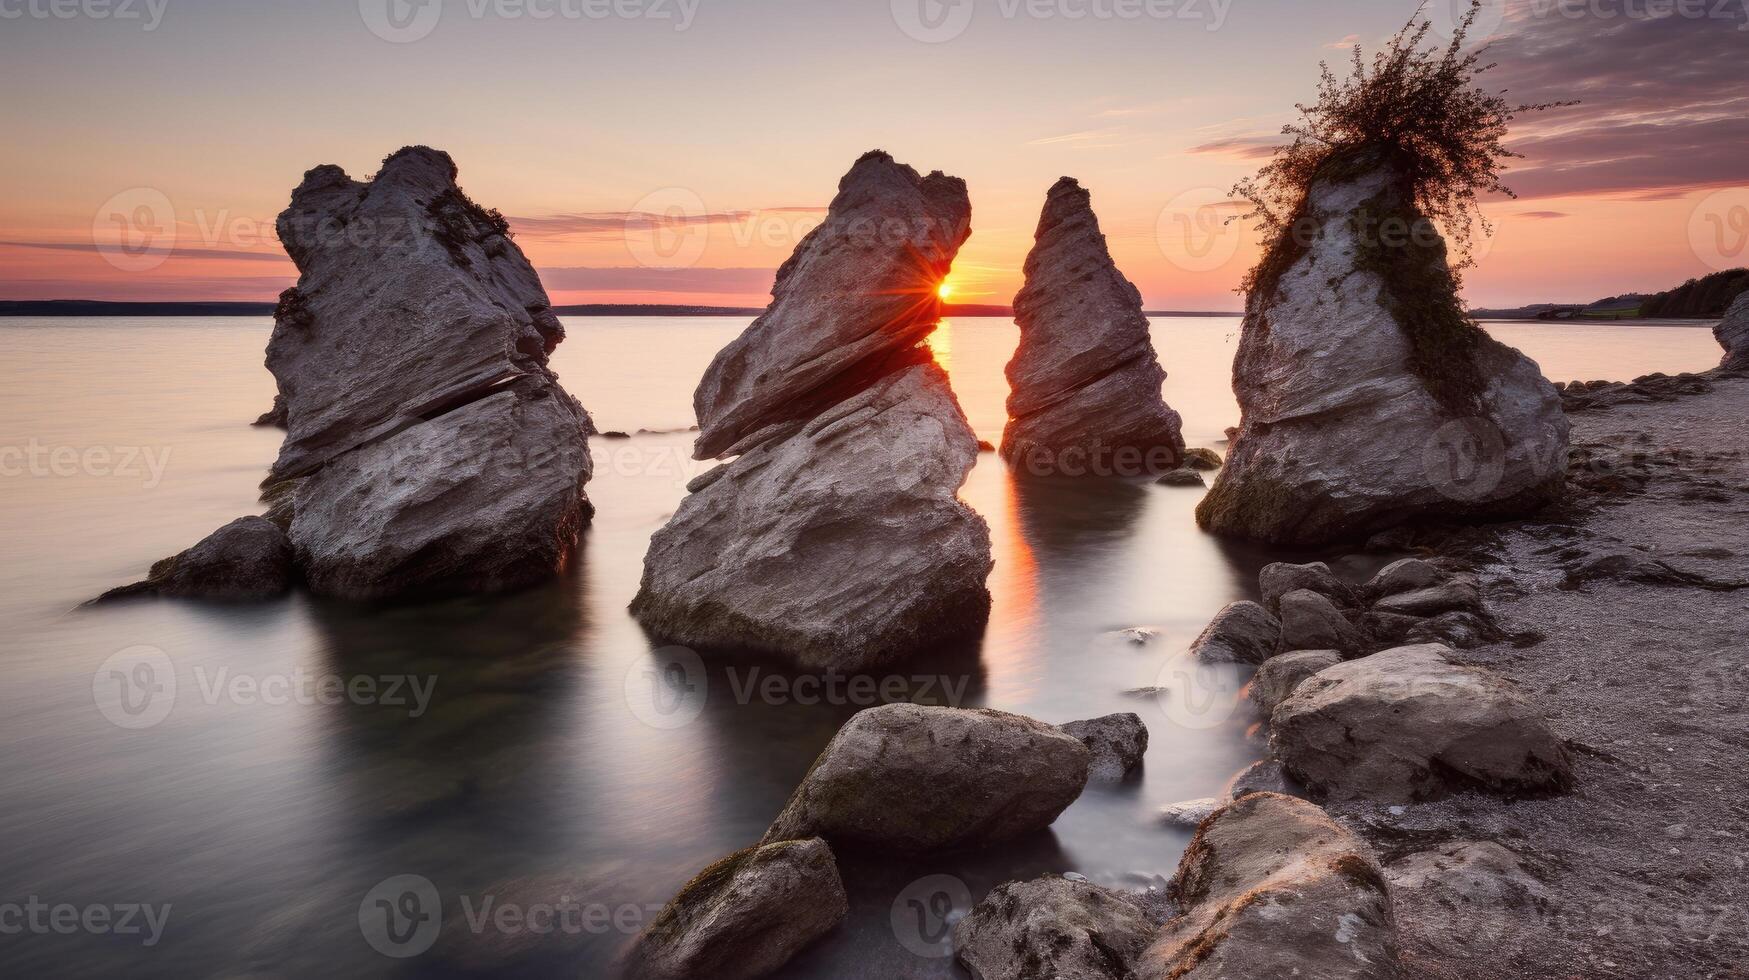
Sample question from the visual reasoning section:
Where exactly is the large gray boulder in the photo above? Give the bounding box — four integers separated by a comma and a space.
264, 146, 594, 598
761, 704, 1089, 855
954, 875, 1168, 980
630, 364, 992, 669
96, 516, 293, 602
1714, 291, 1749, 370
1271, 644, 1572, 803
632, 152, 992, 669
1137, 792, 1400, 980
1197, 148, 1568, 547
1000, 178, 1184, 476
621, 838, 847, 980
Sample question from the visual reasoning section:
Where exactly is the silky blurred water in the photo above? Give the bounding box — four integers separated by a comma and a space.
0, 316, 1723, 977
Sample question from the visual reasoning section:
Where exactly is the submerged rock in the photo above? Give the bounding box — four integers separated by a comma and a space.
1001, 178, 1184, 477
1182, 447, 1223, 471
632, 151, 991, 669
1270, 643, 1572, 803
954, 875, 1168, 980
1189, 600, 1280, 664
761, 704, 1089, 855
1060, 712, 1148, 782
96, 516, 293, 602
1716, 292, 1749, 370
1159, 797, 1223, 829
1197, 147, 1568, 547
1138, 793, 1400, 979
1155, 467, 1207, 487
622, 838, 847, 980
264, 146, 594, 598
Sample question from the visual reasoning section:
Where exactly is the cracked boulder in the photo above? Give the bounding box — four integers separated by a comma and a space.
1001, 177, 1184, 476
1197, 146, 1567, 547
266, 146, 593, 598
632, 151, 992, 669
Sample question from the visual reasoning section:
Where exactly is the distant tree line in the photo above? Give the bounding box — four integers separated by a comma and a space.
1639, 268, 1749, 318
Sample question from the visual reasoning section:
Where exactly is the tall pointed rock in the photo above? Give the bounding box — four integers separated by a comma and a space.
631, 151, 993, 670
1001, 178, 1184, 476
1198, 146, 1567, 546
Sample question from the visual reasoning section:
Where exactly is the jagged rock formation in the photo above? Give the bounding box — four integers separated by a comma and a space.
260, 147, 594, 598
1138, 793, 1401, 979
1001, 178, 1184, 476
761, 704, 1089, 855
95, 517, 293, 602
1716, 291, 1749, 370
621, 838, 847, 980
1198, 147, 1568, 546
631, 152, 992, 668
953, 875, 1169, 980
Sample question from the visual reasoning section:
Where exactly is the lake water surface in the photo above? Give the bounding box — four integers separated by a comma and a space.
0, 316, 1723, 977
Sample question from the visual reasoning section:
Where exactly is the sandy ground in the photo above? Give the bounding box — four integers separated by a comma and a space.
1320, 371, 1749, 979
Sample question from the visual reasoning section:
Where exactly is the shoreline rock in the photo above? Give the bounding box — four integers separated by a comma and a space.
1059, 712, 1148, 782
94, 516, 293, 602
1714, 291, 1749, 370
1197, 147, 1568, 547
953, 875, 1169, 980
622, 838, 846, 980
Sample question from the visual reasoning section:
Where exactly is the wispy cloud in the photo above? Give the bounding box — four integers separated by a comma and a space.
510, 207, 827, 240
1185, 135, 1280, 160
537, 266, 774, 294
1518, 210, 1569, 219
1324, 33, 1361, 49
0, 240, 291, 262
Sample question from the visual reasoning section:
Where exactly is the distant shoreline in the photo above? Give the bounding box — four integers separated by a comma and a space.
0, 300, 1721, 324
0, 299, 1243, 319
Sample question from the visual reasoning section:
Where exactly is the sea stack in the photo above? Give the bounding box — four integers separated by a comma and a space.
1002, 178, 1184, 477
264, 146, 594, 598
1198, 146, 1568, 546
1715, 291, 1749, 370
630, 151, 992, 670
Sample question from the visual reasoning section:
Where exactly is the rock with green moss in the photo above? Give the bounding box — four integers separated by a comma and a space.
1137, 792, 1400, 979
621, 838, 847, 980
1197, 150, 1567, 547
96, 516, 293, 602
761, 703, 1090, 855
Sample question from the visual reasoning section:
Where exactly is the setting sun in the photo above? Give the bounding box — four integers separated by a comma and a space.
937, 281, 955, 300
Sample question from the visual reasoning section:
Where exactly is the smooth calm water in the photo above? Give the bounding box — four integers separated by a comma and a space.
0, 316, 1723, 977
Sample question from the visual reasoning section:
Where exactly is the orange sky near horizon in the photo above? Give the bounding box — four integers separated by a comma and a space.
2, 0, 1744, 310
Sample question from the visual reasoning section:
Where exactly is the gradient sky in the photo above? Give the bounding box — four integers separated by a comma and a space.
2, 0, 1745, 309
